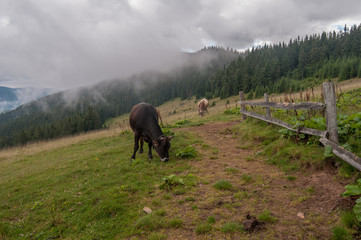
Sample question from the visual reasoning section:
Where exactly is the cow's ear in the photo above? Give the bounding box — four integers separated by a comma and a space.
168, 136, 174, 141
152, 140, 159, 146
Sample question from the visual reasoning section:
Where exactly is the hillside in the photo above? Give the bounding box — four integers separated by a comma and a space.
1, 83, 361, 239
0, 47, 239, 149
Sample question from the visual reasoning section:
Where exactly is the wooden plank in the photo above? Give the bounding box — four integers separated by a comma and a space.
238, 101, 325, 110
323, 82, 339, 144
320, 138, 361, 171
239, 109, 328, 138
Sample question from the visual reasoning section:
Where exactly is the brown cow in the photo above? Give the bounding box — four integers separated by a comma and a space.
129, 102, 172, 162
198, 98, 209, 116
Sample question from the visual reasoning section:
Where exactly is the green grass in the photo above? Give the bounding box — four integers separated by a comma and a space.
0, 131, 197, 239
234, 118, 326, 172
332, 226, 353, 240
220, 222, 244, 233
213, 180, 233, 191
195, 223, 212, 234
258, 210, 278, 223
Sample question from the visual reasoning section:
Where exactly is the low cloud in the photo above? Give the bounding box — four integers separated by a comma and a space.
0, 0, 360, 89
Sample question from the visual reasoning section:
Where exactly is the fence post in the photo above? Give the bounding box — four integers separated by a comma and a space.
239, 91, 247, 120
323, 82, 339, 144
264, 93, 271, 120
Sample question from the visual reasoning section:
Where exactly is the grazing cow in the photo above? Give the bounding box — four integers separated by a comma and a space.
198, 98, 209, 116
129, 102, 172, 162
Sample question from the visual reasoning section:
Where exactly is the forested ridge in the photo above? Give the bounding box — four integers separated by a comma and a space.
0, 24, 361, 149
0, 47, 239, 148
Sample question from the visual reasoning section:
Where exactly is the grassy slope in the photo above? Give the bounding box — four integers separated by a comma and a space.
1, 78, 361, 239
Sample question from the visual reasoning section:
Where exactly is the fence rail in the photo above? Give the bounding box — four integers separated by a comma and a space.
239, 101, 325, 110
239, 82, 361, 171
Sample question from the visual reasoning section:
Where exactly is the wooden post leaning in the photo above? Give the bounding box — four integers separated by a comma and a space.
323, 82, 339, 144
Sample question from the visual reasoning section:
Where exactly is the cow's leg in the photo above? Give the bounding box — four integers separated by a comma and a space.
139, 137, 144, 153
148, 142, 153, 160
131, 134, 140, 162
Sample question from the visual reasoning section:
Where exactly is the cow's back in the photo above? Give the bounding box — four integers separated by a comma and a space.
129, 102, 158, 132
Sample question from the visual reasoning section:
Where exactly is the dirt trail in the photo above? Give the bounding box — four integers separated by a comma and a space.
167, 120, 351, 239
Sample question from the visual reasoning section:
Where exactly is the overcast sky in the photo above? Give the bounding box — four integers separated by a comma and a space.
0, 0, 360, 90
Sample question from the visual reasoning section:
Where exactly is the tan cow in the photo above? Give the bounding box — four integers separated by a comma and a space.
198, 98, 209, 116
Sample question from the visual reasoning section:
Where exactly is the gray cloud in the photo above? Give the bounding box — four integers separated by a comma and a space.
0, 0, 360, 89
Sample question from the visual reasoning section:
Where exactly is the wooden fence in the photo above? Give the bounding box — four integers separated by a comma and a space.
239, 82, 361, 171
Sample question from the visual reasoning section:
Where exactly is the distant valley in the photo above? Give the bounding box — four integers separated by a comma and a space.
0, 86, 56, 113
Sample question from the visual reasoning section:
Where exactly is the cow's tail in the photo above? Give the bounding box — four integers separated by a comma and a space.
157, 108, 164, 127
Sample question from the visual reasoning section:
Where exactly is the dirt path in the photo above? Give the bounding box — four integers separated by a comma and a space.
166, 121, 351, 239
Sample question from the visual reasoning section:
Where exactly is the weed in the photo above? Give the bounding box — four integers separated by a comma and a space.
220, 222, 244, 233
168, 218, 183, 228
163, 193, 172, 200
195, 223, 212, 234
207, 216, 216, 224
286, 175, 297, 181
148, 233, 167, 240
160, 175, 184, 190
155, 209, 167, 217
175, 119, 191, 126
176, 145, 197, 159
305, 186, 315, 195
185, 197, 195, 202
234, 191, 249, 200
339, 162, 357, 178
224, 107, 241, 115
213, 180, 233, 191
332, 226, 352, 240
173, 187, 186, 195
225, 167, 240, 174
258, 210, 277, 223
342, 178, 361, 221
135, 214, 166, 231
241, 174, 253, 184
245, 156, 255, 162
341, 210, 360, 229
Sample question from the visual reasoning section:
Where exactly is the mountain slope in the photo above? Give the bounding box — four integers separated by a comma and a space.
0, 47, 240, 148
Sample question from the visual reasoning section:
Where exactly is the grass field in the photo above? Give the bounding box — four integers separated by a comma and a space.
1, 78, 361, 239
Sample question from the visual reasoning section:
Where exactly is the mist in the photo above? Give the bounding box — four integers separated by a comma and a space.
0, 0, 360, 90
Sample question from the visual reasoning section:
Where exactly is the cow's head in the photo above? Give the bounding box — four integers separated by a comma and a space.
152, 136, 173, 162
198, 109, 204, 116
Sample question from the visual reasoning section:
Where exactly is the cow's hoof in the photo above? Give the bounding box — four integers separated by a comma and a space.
160, 158, 169, 162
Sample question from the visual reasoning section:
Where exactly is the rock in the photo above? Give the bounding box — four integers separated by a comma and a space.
297, 212, 305, 219
143, 206, 152, 214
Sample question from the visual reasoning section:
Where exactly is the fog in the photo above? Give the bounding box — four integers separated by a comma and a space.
0, 0, 360, 90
